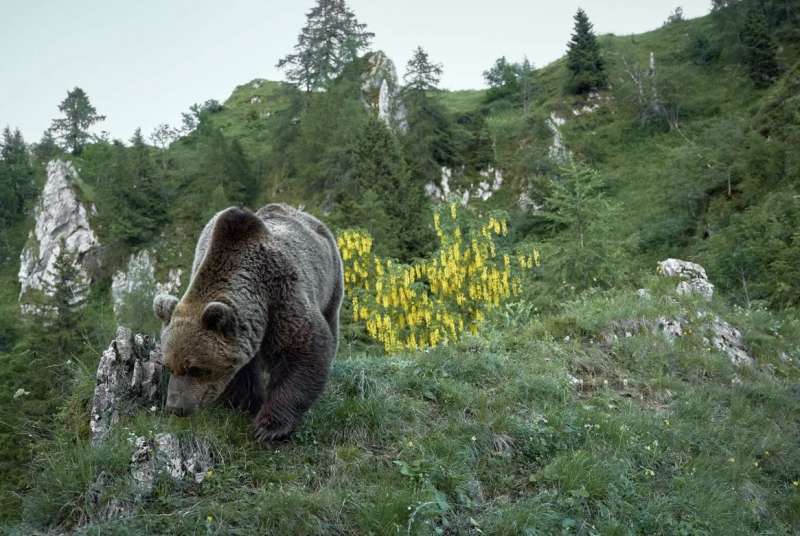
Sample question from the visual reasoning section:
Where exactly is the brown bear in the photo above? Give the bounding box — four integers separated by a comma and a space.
153, 203, 343, 442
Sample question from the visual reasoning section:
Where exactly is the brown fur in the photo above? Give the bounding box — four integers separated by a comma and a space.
154, 204, 343, 442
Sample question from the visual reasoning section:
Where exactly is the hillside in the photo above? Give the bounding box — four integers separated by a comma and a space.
1, 3, 799, 533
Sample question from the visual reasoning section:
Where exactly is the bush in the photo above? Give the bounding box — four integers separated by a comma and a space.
337, 204, 539, 352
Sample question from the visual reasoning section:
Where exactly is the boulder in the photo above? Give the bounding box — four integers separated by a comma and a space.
658, 258, 714, 300
18, 159, 99, 305
602, 259, 754, 367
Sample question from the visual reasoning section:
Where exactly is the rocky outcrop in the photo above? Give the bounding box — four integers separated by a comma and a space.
546, 112, 572, 163
361, 51, 407, 130
703, 312, 754, 367
86, 327, 214, 520
130, 433, 213, 496
658, 258, 714, 300
18, 159, 99, 305
111, 250, 182, 322
613, 259, 753, 367
90, 327, 164, 446
425, 166, 504, 205
572, 90, 606, 117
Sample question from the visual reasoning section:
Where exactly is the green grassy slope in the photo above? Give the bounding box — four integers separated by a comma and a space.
8, 284, 800, 534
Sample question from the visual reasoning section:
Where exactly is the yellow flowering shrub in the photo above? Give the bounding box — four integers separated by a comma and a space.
337, 204, 540, 353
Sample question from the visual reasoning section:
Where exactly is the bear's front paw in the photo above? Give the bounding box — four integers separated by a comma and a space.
253, 408, 294, 444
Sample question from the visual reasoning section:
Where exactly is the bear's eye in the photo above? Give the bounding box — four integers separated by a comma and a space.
186, 366, 209, 379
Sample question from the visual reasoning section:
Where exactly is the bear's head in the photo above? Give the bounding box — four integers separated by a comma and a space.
153, 207, 272, 416
154, 294, 253, 415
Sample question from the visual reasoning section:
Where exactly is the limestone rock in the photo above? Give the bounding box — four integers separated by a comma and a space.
361, 51, 407, 130
85, 471, 134, 522
90, 327, 164, 446
425, 166, 504, 205
546, 112, 572, 163
111, 250, 182, 322
572, 90, 605, 116
656, 316, 684, 339
708, 315, 754, 367
130, 433, 213, 496
657, 258, 708, 280
18, 159, 99, 305
658, 258, 714, 300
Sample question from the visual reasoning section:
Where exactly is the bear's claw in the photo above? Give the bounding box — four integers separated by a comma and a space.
253, 410, 294, 444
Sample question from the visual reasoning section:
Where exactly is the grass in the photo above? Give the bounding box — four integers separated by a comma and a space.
4, 284, 799, 535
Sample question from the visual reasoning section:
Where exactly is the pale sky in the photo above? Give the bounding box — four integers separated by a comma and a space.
1, 1, 711, 143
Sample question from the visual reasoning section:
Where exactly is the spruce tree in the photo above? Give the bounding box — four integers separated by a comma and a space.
0, 127, 35, 255
49, 87, 106, 155
403, 46, 443, 94
565, 9, 607, 95
33, 129, 61, 163
277, 0, 374, 91
40, 239, 84, 352
401, 47, 456, 191
740, 7, 781, 88
97, 131, 165, 246
343, 116, 432, 260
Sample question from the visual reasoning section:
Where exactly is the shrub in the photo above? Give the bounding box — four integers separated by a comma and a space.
337, 204, 539, 352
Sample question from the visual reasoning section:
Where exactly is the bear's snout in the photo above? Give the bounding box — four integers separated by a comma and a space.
166, 394, 198, 416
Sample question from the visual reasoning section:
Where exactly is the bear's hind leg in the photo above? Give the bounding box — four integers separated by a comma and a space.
221, 356, 265, 415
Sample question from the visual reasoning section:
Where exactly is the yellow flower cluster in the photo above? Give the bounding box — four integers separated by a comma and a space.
337, 204, 540, 353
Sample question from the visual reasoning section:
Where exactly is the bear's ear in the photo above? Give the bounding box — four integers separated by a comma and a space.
202, 302, 236, 336
211, 207, 267, 244
154, 294, 179, 324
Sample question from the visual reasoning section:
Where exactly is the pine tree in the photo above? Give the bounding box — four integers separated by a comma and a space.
277, 0, 374, 91
49, 87, 106, 155
740, 6, 781, 88
403, 46, 443, 94
565, 9, 607, 95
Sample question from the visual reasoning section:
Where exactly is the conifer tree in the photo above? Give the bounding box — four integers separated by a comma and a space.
33, 129, 61, 163
541, 163, 630, 290
740, 6, 781, 87
483, 56, 537, 111
40, 239, 84, 351
401, 47, 456, 191
98, 131, 166, 246
403, 46, 443, 94
0, 127, 35, 218
343, 116, 432, 260
277, 0, 374, 91
49, 87, 106, 155
565, 9, 607, 95
0, 127, 35, 254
